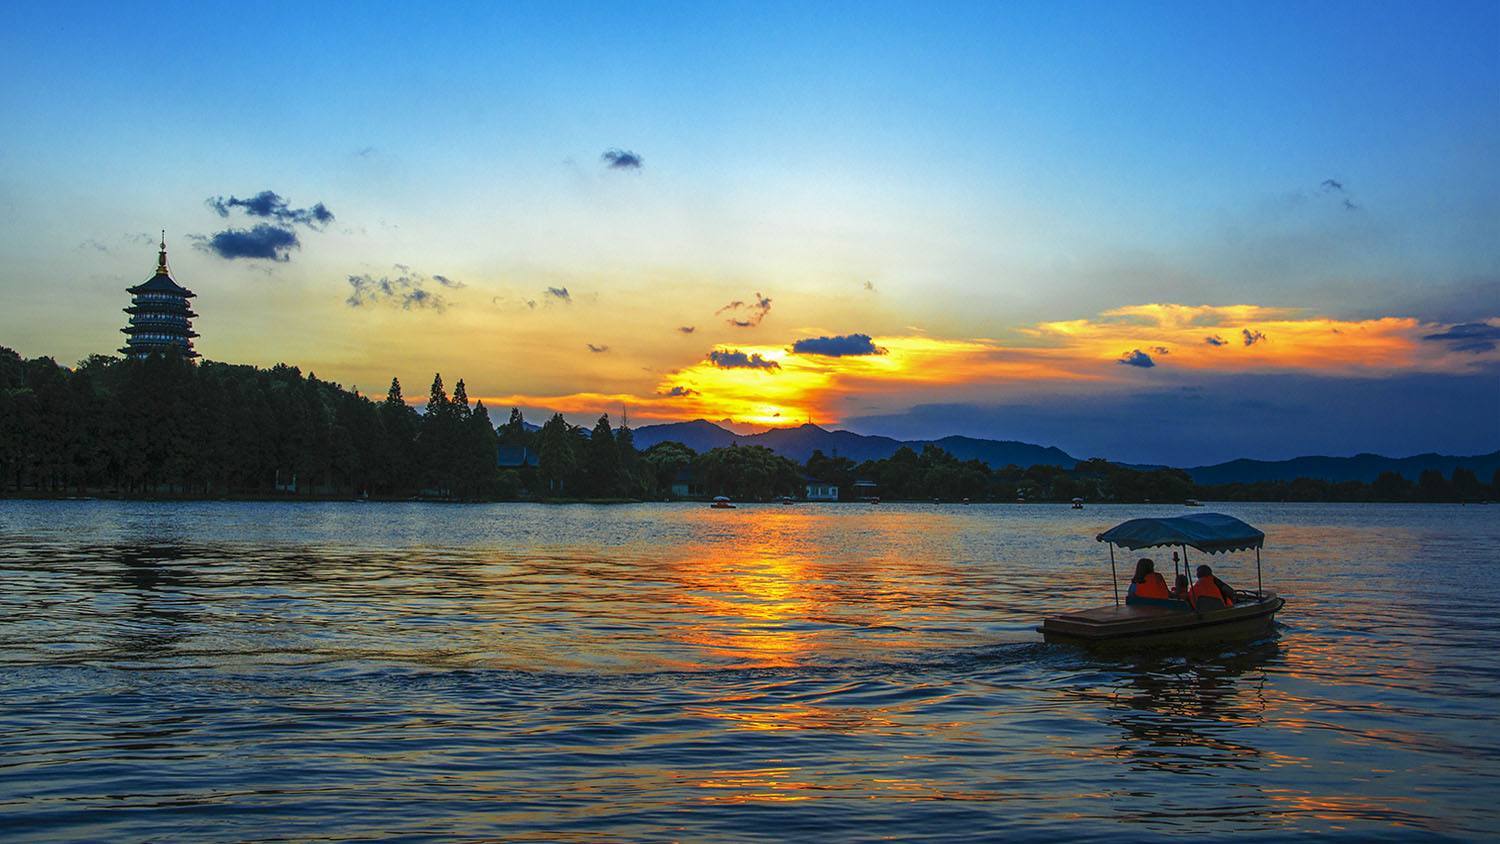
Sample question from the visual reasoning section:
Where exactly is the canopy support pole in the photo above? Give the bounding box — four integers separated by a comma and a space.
1256, 546, 1263, 601
1109, 543, 1119, 606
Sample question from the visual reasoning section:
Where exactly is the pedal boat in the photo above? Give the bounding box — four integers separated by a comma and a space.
1039, 513, 1284, 647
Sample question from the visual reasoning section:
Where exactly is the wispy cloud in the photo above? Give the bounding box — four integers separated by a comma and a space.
602, 148, 643, 170
791, 333, 887, 357
1205, 335, 1228, 346
1423, 321, 1500, 354
662, 385, 698, 397
717, 292, 772, 327
545, 286, 572, 304
677, 326, 696, 334
587, 343, 610, 353
708, 349, 781, 370
345, 265, 458, 311
207, 190, 334, 229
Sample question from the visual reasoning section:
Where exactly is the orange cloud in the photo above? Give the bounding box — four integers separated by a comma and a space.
478, 304, 1496, 428
1023, 304, 1448, 373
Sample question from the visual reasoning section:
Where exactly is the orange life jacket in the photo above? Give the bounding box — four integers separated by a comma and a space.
1132, 572, 1171, 600
1187, 577, 1233, 607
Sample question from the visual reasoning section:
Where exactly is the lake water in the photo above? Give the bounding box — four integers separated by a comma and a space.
1, 501, 1497, 841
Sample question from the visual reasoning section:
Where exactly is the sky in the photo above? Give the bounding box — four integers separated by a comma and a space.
0, 0, 1496, 465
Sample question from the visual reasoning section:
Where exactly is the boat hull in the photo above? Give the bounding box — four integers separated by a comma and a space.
1038, 593, 1284, 648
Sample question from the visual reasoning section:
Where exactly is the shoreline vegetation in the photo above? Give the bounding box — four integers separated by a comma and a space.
3, 348, 1496, 504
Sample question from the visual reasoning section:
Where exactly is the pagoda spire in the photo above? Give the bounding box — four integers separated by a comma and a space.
156, 230, 169, 276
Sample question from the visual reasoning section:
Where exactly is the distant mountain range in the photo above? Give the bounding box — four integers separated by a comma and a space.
632, 420, 1078, 469
630, 419, 1499, 485
1184, 451, 1500, 485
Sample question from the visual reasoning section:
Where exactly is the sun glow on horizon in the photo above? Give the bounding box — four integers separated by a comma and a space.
474, 304, 1497, 429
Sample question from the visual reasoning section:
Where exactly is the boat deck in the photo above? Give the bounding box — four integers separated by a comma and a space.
1040, 592, 1283, 644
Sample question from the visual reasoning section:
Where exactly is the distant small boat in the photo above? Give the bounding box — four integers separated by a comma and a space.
962, 498, 971, 505
710, 496, 736, 509
1072, 497, 1084, 510
1184, 499, 1203, 507
780, 496, 795, 505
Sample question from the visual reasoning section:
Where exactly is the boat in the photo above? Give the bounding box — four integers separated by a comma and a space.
710, 496, 736, 509
1038, 513, 1284, 647
1184, 498, 1204, 507
1071, 497, 1084, 509
780, 496, 795, 505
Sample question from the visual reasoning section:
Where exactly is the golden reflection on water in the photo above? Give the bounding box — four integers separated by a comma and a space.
656, 509, 951, 668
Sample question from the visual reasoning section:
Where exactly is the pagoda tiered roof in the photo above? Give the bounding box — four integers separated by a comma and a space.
127, 273, 196, 297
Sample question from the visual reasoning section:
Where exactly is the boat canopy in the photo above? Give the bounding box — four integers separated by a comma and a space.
1096, 513, 1264, 554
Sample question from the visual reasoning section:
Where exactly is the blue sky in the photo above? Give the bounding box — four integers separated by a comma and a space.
0, 1, 1496, 462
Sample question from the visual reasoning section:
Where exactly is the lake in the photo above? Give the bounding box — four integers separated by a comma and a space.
1, 500, 1496, 841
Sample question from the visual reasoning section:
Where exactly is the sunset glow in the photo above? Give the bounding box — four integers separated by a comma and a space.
480, 306, 1498, 430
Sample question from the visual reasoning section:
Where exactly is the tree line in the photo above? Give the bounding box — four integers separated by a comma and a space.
2, 348, 1495, 503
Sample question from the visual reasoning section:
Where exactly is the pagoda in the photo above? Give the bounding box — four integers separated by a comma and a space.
120, 232, 198, 359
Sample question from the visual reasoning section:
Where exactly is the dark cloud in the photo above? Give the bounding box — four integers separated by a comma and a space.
545, 286, 572, 303
791, 333, 887, 357
432, 274, 465, 288
207, 190, 334, 229
1423, 322, 1500, 354
1118, 349, 1155, 368
717, 292, 772, 327
1321, 179, 1344, 193
1150, 345, 1171, 355
587, 343, 610, 353
677, 326, 696, 334
708, 349, 780, 371
200, 190, 332, 263
345, 265, 455, 311
198, 224, 300, 261
662, 385, 698, 397
1243, 328, 1267, 346
602, 148, 643, 170
864, 280, 876, 292
1205, 335, 1228, 346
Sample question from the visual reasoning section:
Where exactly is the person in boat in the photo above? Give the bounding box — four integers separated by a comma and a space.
1126, 558, 1171, 601
1171, 573, 1190, 600
1186, 564, 1235, 608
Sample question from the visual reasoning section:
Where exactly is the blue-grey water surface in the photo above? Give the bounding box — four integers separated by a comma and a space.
2, 501, 1497, 841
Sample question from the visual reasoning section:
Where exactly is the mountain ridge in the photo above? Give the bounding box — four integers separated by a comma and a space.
630, 419, 1499, 484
